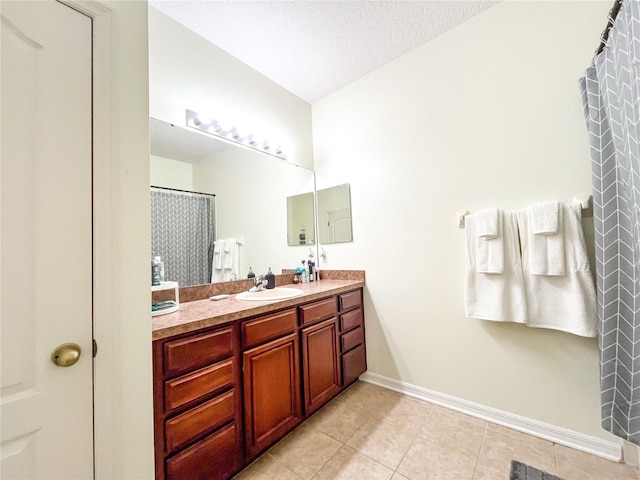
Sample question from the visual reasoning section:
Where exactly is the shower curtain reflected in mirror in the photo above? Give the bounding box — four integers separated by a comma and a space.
580, 0, 640, 446
151, 188, 215, 287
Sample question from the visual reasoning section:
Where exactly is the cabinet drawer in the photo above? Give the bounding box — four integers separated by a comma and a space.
164, 327, 234, 376
339, 308, 363, 333
339, 290, 362, 312
165, 389, 236, 454
242, 309, 297, 349
342, 345, 366, 386
299, 297, 337, 326
340, 326, 364, 353
165, 358, 234, 412
166, 422, 240, 480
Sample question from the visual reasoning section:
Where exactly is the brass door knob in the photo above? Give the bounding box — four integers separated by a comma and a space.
50, 343, 82, 367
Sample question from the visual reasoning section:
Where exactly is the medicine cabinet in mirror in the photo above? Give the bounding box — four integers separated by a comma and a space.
317, 184, 353, 244
150, 117, 316, 287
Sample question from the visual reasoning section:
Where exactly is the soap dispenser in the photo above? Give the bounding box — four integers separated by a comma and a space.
247, 267, 255, 279
265, 267, 276, 289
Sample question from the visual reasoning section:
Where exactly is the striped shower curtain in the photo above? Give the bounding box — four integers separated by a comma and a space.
579, 0, 640, 445
151, 189, 215, 287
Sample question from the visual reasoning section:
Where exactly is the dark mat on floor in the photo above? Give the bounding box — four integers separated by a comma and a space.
509, 460, 562, 480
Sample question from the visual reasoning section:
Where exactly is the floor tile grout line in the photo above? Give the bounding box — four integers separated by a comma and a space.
391, 420, 427, 479
470, 423, 488, 480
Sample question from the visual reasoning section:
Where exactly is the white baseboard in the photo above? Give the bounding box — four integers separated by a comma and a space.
359, 371, 622, 462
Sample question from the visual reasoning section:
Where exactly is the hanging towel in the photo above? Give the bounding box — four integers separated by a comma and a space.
517, 203, 596, 338
525, 202, 565, 276
223, 239, 235, 269
529, 201, 560, 235
475, 208, 504, 273
476, 208, 499, 238
213, 239, 224, 269
465, 210, 527, 323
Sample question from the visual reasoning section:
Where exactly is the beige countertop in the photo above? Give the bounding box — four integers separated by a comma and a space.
152, 279, 365, 340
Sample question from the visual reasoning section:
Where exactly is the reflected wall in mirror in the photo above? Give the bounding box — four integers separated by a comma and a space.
317, 184, 353, 244
150, 118, 316, 287
287, 192, 315, 246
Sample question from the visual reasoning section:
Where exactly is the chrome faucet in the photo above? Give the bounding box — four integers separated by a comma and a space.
249, 275, 268, 292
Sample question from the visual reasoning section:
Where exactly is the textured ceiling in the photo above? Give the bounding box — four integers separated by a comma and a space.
149, 1, 497, 103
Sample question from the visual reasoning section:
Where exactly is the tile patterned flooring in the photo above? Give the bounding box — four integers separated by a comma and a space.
233, 381, 640, 480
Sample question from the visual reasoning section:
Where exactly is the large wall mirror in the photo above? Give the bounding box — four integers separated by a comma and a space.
150, 117, 316, 287
317, 184, 353, 244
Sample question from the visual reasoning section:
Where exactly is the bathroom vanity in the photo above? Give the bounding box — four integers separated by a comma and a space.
152, 278, 366, 480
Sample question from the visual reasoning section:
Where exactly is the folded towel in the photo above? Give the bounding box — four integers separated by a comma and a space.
213, 239, 224, 270
517, 203, 596, 338
525, 203, 564, 276
476, 208, 499, 238
223, 239, 236, 269
476, 209, 504, 274
529, 201, 560, 235
465, 210, 527, 323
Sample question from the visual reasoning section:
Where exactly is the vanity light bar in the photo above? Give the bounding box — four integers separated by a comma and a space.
185, 109, 286, 160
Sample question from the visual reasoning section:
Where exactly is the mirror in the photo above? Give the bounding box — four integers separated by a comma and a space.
287, 192, 315, 246
317, 184, 353, 244
150, 118, 316, 287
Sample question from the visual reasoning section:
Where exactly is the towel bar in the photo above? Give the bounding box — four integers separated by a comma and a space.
458, 194, 593, 228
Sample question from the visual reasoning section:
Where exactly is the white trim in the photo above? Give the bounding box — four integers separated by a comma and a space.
360, 371, 622, 462
59, 2, 115, 479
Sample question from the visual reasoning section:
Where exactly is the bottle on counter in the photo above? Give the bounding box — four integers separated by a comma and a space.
301, 260, 309, 283
247, 267, 255, 279
154, 256, 165, 283
151, 258, 160, 286
265, 267, 276, 289
307, 251, 315, 282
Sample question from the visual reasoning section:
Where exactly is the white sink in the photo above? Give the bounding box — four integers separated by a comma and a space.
236, 287, 304, 301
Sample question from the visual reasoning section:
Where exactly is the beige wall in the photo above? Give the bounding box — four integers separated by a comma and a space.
312, 1, 614, 442
150, 155, 194, 191
148, 7, 314, 169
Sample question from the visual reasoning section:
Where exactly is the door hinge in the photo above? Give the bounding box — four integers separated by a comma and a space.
93, 339, 98, 358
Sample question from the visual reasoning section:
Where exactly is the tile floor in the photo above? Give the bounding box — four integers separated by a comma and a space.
233, 381, 640, 480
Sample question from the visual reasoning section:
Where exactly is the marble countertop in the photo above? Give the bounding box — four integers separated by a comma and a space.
152, 279, 365, 340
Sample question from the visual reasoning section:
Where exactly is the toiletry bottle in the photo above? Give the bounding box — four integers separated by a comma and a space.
308, 251, 315, 282
151, 258, 160, 286
265, 267, 276, 289
247, 267, 255, 279
302, 260, 309, 283
154, 256, 165, 283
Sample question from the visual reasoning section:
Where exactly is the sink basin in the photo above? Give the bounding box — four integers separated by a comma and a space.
236, 287, 304, 301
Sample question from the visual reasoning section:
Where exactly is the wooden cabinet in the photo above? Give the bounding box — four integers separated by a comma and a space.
153, 287, 366, 480
301, 317, 341, 414
338, 290, 367, 387
153, 325, 242, 480
242, 331, 302, 458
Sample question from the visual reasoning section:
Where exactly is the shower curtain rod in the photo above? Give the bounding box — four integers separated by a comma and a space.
151, 185, 216, 198
596, 0, 623, 55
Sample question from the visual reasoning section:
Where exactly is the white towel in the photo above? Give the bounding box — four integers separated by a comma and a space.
526, 203, 565, 276
475, 209, 504, 274
222, 239, 235, 269
529, 201, 560, 235
517, 203, 596, 338
465, 210, 527, 323
213, 239, 224, 269
476, 208, 499, 238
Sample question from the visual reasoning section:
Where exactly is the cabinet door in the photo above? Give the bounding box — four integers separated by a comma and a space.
243, 333, 302, 458
301, 317, 341, 415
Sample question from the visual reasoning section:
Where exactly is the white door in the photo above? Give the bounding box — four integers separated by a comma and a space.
1, 1, 94, 478
326, 208, 352, 243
